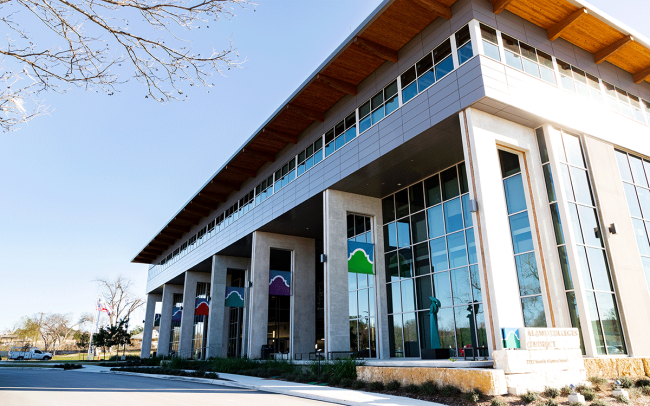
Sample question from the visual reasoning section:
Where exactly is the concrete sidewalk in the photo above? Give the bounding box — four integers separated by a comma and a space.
102, 368, 445, 406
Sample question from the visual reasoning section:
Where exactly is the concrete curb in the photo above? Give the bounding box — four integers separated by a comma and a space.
103, 370, 444, 406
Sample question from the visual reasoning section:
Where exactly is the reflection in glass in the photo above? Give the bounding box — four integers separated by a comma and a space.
462, 194, 473, 228
444, 198, 463, 233
586, 247, 612, 292
384, 223, 397, 251
521, 296, 547, 327
515, 252, 541, 296
388, 283, 401, 314
411, 211, 428, 244
414, 243, 430, 276
441, 167, 460, 200
450, 267, 472, 305
399, 248, 414, 278
624, 183, 642, 218
397, 219, 411, 248
433, 271, 452, 307
558, 246, 573, 290
386, 252, 399, 282
509, 212, 534, 254
586, 292, 606, 355
466, 230, 477, 265
569, 167, 594, 206
424, 174, 442, 207
596, 292, 626, 354
402, 313, 420, 357
349, 291, 358, 319
447, 231, 468, 268
395, 189, 409, 219
409, 183, 425, 213
427, 205, 445, 239
633, 218, 650, 256
416, 276, 433, 311
577, 205, 602, 248
563, 134, 585, 168
430, 237, 448, 272
504, 174, 527, 214
401, 279, 416, 313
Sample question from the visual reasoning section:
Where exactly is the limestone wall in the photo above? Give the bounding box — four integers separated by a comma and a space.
356, 366, 507, 395
583, 358, 650, 378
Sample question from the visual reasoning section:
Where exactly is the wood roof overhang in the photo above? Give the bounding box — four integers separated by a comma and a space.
490, 0, 650, 84
131, 0, 458, 264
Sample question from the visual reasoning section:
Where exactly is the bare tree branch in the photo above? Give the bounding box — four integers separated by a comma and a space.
1, 0, 251, 131
95, 275, 145, 326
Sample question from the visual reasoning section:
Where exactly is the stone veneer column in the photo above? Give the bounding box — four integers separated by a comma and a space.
140, 293, 162, 358
247, 231, 316, 359
179, 271, 212, 358
157, 283, 184, 356
206, 255, 251, 358
582, 136, 650, 357
323, 189, 389, 358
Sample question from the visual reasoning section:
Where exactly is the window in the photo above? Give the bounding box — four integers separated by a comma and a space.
480, 23, 500, 61
297, 138, 324, 176
551, 128, 626, 355
255, 175, 274, 205
455, 25, 473, 65
498, 149, 546, 328
501, 34, 556, 85
400, 39, 453, 104
602, 82, 645, 122
348, 214, 377, 358
536, 128, 584, 352
359, 81, 398, 133
325, 112, 357, 156
643, 99, 650, 124
274, 158, 296, 192
383, 163, 486, 358
615, 149, 650, 297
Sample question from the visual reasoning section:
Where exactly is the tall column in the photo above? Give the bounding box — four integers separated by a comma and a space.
247, 231, 316, 359
140, 293, 161, 358
206, 255, 251, 358
323, 189, 388, 358
179, 271, 211, 358
583, 136, 650, 356
157, 283, 183, 356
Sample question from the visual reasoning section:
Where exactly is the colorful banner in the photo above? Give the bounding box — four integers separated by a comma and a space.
153, 313, 161, 327
171, 306, 182, 322
502, 327, 521, 349
225, 287, 245, 307
195, 297, 210, 316
269, 270, 291, 296
347, 241, 374, 274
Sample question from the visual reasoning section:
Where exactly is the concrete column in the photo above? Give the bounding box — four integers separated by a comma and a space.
140, 293, 161, 358
583, 136, 650, 356
461, 109, 558, 351
206, 255, 251, 358
247, 231, 316, 359
179, 271, 212, 358
323, 189, 388, 358
157, 283, 183, 356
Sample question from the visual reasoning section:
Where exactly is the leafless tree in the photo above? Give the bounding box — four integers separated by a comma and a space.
40, 313, 92, 354
95, 275, 144, 326
1, 0, 251, 131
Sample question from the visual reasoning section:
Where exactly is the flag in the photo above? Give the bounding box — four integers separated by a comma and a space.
96, 297, 112, 316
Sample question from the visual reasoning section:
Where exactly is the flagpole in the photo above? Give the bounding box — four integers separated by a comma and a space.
87, 299, 101, 360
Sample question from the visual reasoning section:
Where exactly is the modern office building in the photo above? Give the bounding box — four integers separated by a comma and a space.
135, 0, 650, 361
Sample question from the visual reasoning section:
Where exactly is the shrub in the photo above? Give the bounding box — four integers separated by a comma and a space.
404, 384, 420, 394
204, 372, 219, 379
352, 380, 366, 390
544, 387, 560, 398
590, 377, 608, 386
491, 398, 507, 406
340, 378, 353, 388
614, 394, 630, 404
561, 386, 573, 396
440, 385, 461, 397
539, 399, 558, 406
369, 381, 385, 392
54, 363, 83, 370
463, 389, 482, 404
386, 380, 401, 391
520, 390, 539, 404
569, 402, 585, 406
420, 381, 437, 396
635, 378, 650, 388
296, 373, 311, 383
618, 377, 634, 389
641, 386, 650, 396
328, 375, 342, 386
591, 400, 608, 406
577, 386, 596, 401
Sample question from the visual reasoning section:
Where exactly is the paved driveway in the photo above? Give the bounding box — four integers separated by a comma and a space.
0, 369, 331, 406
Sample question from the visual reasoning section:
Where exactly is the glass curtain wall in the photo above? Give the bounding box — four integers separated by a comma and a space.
169, 293, 183, 354
536, 128, 584, 352
227, 271, 246, 357
614, 150, 650, 294
550, 128, 626, 355
347, 214, 377, 358
498, 150, 547, 327
382, 162, 486, 358
192, 282, 210, 359
267, 249, 291, 354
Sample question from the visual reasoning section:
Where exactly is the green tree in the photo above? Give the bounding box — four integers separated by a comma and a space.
130, 325, 144, 337
75, 331, 90, 352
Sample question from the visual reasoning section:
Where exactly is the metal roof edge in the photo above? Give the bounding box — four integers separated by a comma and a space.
130, 0, 396, 264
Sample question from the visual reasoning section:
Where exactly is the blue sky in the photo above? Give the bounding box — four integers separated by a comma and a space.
1, 0, 649, 331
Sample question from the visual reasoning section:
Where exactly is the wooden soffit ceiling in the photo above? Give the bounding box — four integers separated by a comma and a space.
131, 0, 458, 264
490, 0, 650, 84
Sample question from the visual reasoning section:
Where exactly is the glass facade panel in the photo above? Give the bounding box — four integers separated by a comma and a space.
384, 163, 482, 357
